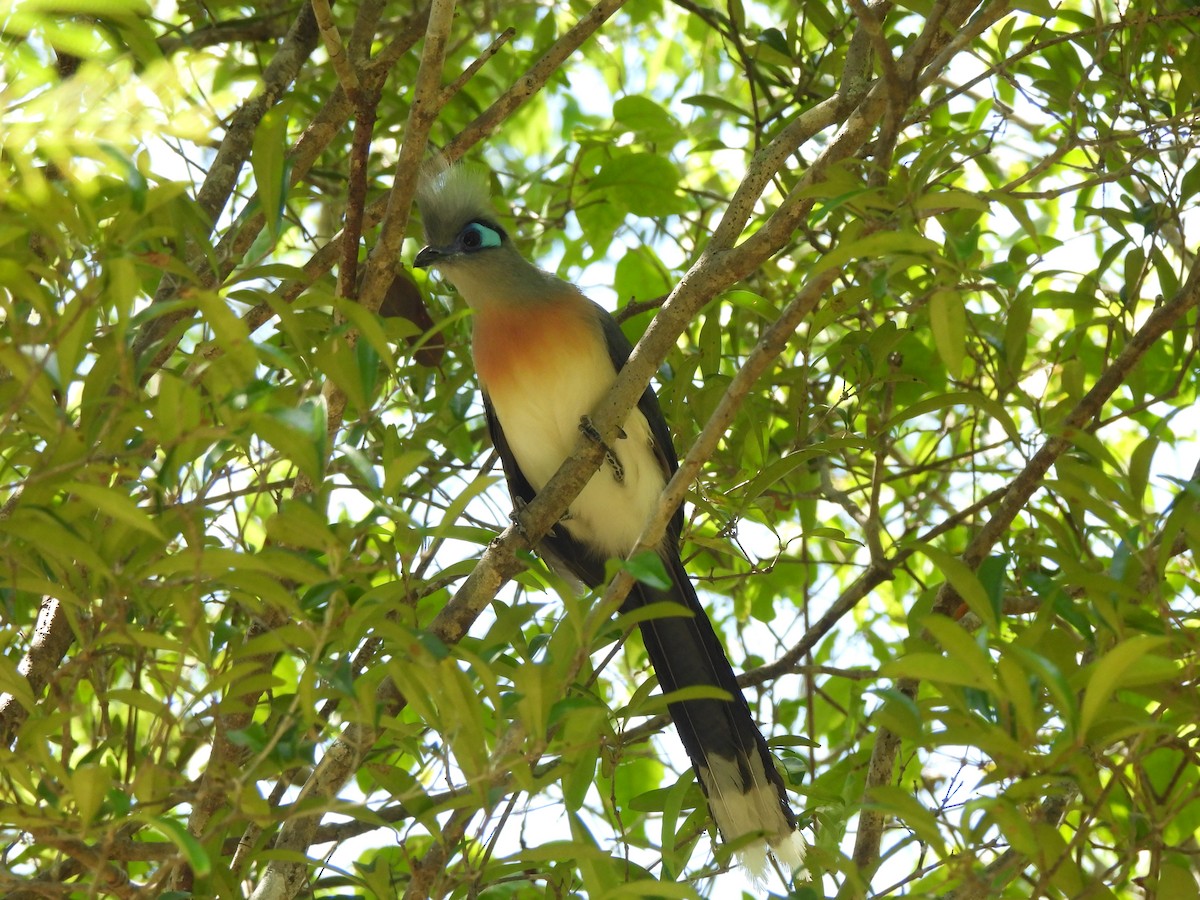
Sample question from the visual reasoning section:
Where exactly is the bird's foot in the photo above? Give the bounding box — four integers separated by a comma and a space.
507, 497, 572, 543
579, 414, 627, 442
508, 496, 531, 540
578, 415, 625, 483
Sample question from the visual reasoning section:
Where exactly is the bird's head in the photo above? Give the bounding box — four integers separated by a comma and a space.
413, 164, 509, 274
412, 161, 554, 308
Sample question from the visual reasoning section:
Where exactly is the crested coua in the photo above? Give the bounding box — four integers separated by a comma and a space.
413, 164, 805, 875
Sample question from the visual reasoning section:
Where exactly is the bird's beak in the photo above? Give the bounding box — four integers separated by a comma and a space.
413, 245, 446, 269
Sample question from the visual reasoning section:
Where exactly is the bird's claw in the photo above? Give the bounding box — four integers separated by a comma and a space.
578, 415, 626, 483
508, 496, 531, 540
579, 415, 626, 442
507, 496, 572, 544
578, 415, 602, 442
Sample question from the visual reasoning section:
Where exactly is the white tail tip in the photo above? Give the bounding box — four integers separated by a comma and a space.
771, 829, 808, 876
735, 830, 808, 882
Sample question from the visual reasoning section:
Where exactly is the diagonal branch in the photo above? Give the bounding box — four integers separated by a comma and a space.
0, 598, 76, 747
440, 0, 631, 163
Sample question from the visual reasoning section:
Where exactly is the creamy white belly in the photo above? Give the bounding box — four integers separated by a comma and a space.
487, 339, 665, 560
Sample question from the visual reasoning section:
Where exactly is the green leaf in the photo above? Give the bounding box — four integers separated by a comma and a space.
255, 398, 328, 481
1003, 289, 1032, 378
810, 231, 942, 277
612, 600, 692, 632
1151, 864, 1200, 900
614, 247, 671, 301
923, 614, 997, 695
996, 654, 1038, 738
913, 544, 997, 629
882, 652, 992, 690
588, 153, 684, 216
197, 291, 257, 380
67, 482, 165, 540
142, 815, 212, 877
569, 812, 619, 893
929, 288, 965, 379
869, 785, 942, 846
265, 498, 337, 551
886, 390, 1021, 445
977, 555, 1009, 611
612, 95, 678, 141
1079, 636, 1170, 737
620, 551, 671, 590
757, 26, 790, 55
252, 105, 290, 239
70, 763, 111, 825
558, 700, 605, 811
681, 94, 749, 118
872, 686, 923, 738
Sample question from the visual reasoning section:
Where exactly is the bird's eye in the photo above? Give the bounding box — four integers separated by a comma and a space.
460, 222, 501, 251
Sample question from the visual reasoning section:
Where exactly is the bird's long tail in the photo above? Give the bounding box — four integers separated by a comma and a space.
627, 549, 805, 875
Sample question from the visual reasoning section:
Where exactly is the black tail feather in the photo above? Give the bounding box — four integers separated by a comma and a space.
624, 549, 799, 863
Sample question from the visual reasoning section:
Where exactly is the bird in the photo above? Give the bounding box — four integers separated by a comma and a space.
412, 163, 805, 876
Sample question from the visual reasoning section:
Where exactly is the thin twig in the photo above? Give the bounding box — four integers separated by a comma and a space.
439, 27, 515, 106
311, 0, 362, 99
441, 0, 631, 163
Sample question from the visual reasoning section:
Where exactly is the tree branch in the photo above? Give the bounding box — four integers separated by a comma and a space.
440, 0, 631, 163
0, 599, 76, 747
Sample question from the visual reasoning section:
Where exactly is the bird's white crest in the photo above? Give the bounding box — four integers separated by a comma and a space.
416, 159, 495, 246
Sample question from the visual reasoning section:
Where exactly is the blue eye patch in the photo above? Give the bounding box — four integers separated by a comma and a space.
459, 221, 503, 251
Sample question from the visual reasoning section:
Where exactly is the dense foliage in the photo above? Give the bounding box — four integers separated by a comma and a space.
2, 0, 1198, 897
